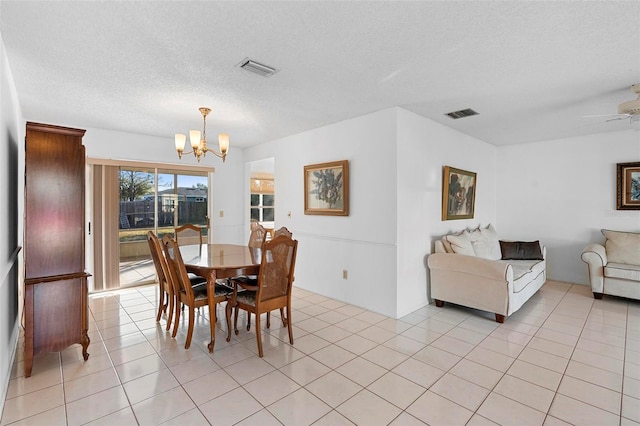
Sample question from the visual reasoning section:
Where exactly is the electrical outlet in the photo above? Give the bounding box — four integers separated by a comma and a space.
342, 269, 348, 280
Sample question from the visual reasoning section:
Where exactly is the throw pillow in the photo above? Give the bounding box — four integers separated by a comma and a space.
470, 224, 501, 260
499, 240, 544, 260
445, 231, 475, 256
601, 229, 640, 265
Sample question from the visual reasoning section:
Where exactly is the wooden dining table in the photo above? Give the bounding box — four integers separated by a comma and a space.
179, 243, 261, 352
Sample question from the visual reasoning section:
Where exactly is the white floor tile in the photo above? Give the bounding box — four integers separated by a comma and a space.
478, 392, 546, 426
269, 388, 331, 426
3, 282, 636, 426
336, 389, 402, 426
406, 390, 474, 425
549, 393, 620, 425
367, 371, 426, 409
306, 370, 362, 407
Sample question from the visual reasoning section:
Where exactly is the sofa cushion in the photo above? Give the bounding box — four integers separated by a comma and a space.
602, 229, 640, 265
441, 229, 465, 253
503, 259, 545, 292
604, 262, 640, 281
445, 231, 475, 256
499, 241, 544, 260
469, 224, 501, 260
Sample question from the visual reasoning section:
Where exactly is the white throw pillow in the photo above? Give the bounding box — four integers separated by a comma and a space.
602, 229, 640, 265
445, 231, 475, 256
470, 224, 501, 260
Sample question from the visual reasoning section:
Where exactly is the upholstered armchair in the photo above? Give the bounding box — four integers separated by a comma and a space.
581, 229, 640, 300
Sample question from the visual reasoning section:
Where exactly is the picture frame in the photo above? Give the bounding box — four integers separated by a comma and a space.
304, 160, 349, 216
442, 166, 477, 220
616, 161, 640, 210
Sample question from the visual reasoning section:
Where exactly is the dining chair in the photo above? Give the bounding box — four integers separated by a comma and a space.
232, 222, 268, 331
162, 235, 231, 349
226, 234, 298, 357
266, 227, 293, 327
175, 223, 204, 246
273, 226, 293, 239
148, 231, 208, 332
147, 231, 176, 331
248, 222, 267, 248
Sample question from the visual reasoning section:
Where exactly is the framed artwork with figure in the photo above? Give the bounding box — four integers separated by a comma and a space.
617, 162, 640, 210
304, 160, 349, 216
442, 166, 476, 220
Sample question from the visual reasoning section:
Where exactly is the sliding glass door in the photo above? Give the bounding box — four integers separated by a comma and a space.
117, 168, 209, 287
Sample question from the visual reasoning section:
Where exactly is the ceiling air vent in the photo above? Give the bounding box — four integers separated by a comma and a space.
445, 108, 479, 119
237, 58, 278, 77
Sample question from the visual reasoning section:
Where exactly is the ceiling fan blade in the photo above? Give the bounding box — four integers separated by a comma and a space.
605, 115, 632, 122
582, 113, 630, 119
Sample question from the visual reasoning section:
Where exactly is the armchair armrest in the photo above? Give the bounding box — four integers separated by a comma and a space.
581, 243, 607, 293
581, 243, 607, 267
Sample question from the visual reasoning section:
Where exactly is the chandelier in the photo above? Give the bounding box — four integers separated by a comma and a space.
174, 107, 229, 163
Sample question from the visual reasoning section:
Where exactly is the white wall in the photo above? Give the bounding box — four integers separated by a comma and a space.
396, 109, 498, 316
0, 33, 23, 416
244, 108, 498, 318
245, 109, 400, 317
497, 130, 640, 284
83, 128, 247, 244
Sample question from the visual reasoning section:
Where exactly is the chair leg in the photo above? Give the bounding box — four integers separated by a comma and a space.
185, 306, 195, 349
172, 300, 181, 338
280, 307, 286, 326
156, 288, 165, 322
234, 305, 240, 335
166, 293, 174, 332
247, 312, 251, 331
255, 312, 263, 357
225, 301, 233, 342
266, 312, 271, 328
286, 305, 293, 345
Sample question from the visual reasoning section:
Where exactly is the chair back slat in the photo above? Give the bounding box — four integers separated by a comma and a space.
175, 224, 204, 246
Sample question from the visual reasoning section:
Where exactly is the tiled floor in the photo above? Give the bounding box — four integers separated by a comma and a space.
2, 280, 639, 425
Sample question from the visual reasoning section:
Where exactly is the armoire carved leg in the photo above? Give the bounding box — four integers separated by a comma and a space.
495, 314, 505, 323
435, 299, 444, 308
81, 330, 90, 361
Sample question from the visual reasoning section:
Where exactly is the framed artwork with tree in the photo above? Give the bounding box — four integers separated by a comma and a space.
442, 166, 477, 220
304, 160, 349, 216
617, 162, 640, 210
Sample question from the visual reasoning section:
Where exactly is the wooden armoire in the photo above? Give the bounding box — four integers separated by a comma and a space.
23, 122, 90, 377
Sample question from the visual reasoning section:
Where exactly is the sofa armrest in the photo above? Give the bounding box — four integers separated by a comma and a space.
581, 243, 607, 293
427, 253, 514, 317
428, 253, 513, 282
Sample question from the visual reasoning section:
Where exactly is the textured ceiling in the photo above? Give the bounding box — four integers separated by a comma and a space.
1, 1, 639, 148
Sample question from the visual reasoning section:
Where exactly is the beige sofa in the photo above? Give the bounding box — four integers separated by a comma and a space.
427, 225, 546, 323
581, 229, 640, 300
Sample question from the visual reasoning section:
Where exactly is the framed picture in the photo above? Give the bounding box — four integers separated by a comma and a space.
304, 160, 349, 216
617, 161, 640, 210
442, 166, 477, 220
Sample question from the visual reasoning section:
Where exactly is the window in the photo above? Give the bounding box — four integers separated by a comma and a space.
250, 178, 274, 226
